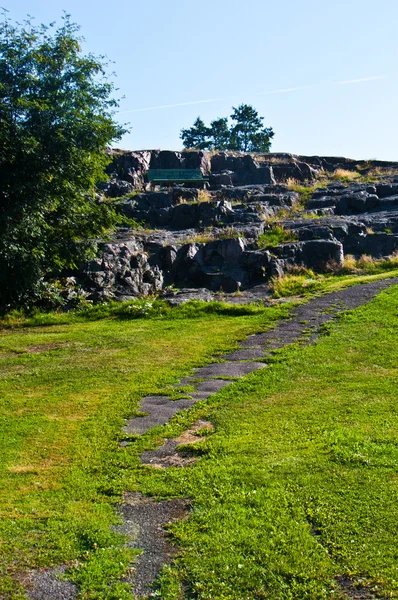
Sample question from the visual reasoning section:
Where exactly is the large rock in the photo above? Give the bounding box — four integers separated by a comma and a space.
99, 178, 134, 198
345, 233, 398, 257
150, 150, 183, 169
182, 150, 211, 174
81, 240, 163, 298
275, 240, 344, 270
335, 192, 380, 215
107, 150, 151, 187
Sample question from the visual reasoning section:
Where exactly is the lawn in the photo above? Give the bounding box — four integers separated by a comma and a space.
139, 285, 398, 599
1, 283, 398, 599
0, 302, 289, 599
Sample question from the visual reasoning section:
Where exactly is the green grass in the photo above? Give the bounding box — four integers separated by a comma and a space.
2, 281, 398, 598
257, 226, 299, 249
138, 284, 398, 599
0, 301, 290, 598
270, 261, 398, 299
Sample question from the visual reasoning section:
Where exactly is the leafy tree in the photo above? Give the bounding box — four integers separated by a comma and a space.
0, 13, 126, 310
180, 104, 274, 152
208, 117, 230, 150
180, 117, 210, 150
229, 104, 274, 152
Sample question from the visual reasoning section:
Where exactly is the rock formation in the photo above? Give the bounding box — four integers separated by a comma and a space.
75, 150, 398, 302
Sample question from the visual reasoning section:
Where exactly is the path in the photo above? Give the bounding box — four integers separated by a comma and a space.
25, 277, 398, 599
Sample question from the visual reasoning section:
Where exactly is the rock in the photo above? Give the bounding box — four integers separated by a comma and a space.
345, 233, 398, 257
296, 226, 334, 241
81, 151, 398, 301
150, 150, 183, 169
182, 150, 211, 174
100, 178, 134, 198
306, 197, 338, 210
335, 192, 380, 215
203, 268, 247, 293
275, 239, 344, 270
170, 203, 199, 229
172, 187, 199, 203
209, 171, 234, 186
241, 250, 273, 280
214, 237, 246, 262
107, 150, 151, 187
80, 240, 163, 298
376, 183, 398, 198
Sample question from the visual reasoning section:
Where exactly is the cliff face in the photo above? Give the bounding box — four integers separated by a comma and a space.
74, 151, 398, 304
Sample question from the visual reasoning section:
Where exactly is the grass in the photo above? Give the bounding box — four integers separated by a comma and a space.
2, 270, 398, 598
269, 255, 398, 298
184, 227, 240, 245
329, 253, 398, 276
328, 168, 361, 183
257, 225, 299, 249
0, 300, 290, 599
0, 297, 273, 329
138, 283, 398, 599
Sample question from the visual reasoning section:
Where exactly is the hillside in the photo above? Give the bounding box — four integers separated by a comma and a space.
2, 152, 398, 600
70, 150, 398, 305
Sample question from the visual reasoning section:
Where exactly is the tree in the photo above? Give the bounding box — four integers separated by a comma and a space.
0, 13, 126, 310
180, 104, 274, 153
229, 104, 274, 152
208, 117, 230, 150
180, 117, 210, 150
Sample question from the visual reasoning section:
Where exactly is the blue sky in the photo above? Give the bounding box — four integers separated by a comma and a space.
7, 0, 398, 159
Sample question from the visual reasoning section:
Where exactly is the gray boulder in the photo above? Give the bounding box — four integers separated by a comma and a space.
275, 239, 344, 270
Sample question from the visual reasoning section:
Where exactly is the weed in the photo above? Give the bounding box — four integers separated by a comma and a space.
257, 225, 299, 249
327, 253, 398, 276
198, 189, 212, 203
270, 269, 324, 298
329, 168, 361, 182
185, 227, 239, 245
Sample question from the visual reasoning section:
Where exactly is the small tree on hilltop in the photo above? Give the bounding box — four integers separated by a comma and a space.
180, 117, 210, 150
0, 13, 126, 310
229, 104, 274, 153
180, 104, 274, 152
208, 117, 230, 150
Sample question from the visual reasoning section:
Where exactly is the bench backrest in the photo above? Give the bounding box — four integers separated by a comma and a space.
147, 169, 206, 183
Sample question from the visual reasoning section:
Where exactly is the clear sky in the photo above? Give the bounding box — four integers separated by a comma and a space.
7, 0, 398, 160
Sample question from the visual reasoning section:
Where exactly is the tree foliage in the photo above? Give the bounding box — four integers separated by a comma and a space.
0, 13, 126, 309
180, 104, 274, 152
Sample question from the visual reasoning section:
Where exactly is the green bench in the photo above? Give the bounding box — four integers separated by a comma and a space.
146, 168, 208, 187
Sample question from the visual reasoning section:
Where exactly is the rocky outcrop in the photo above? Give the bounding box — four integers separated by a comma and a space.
105, 150, 398, 194
76, 152, 398, 301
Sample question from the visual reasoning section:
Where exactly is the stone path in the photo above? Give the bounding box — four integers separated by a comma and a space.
24, 277, 398, 599
121, 277, 398, 599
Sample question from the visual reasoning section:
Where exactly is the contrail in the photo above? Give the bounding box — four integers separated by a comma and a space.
336, 75, 385, 85
117, 86, 302, 115
117, 76, 386, 115
118, 98, 221, 115
260, 87, 303, 95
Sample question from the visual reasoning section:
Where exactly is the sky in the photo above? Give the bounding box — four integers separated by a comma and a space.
6, 0, 398, 160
